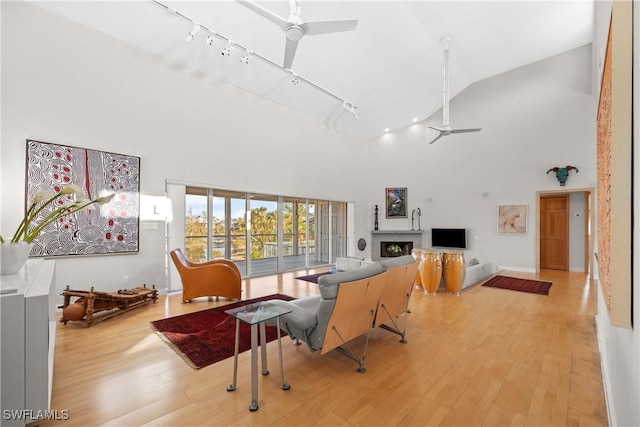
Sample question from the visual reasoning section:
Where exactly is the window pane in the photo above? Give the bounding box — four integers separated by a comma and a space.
185, 191, 207, 261
185, 194, 207, 237
211, 196, 225, 258
185, 237, 207, 263
250, 195, 277, 261
283, 201, 294, 256
230, 197, 246, 261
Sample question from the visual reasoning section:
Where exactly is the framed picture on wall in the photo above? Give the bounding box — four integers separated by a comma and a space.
385, 187, 407, 218
26, 139, 140, 257
497, 204, 528, 235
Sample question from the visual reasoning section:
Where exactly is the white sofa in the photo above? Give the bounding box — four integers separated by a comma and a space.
463, 261, 494, 290
423, 257, 493, 291
337, 256, 492, 291
336, 257, 376, 271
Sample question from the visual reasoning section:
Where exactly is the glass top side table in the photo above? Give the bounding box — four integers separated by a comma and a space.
225, 300, 292, 412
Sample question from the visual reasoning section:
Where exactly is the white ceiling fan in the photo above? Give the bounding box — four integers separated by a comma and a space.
235, 0, 358, 70
428, 37, 481, 144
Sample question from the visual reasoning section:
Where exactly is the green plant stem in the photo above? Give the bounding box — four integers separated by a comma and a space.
7, 190, 113, 243
23, 200, 100, 243
11, 194, 61, 243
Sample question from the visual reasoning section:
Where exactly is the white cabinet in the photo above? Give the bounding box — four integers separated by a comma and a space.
1, 259, 56, 426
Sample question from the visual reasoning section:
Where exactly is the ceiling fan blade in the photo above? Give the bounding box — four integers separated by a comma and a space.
450, 128, 482, 134
235, 0, 290, 30
301, 20, 358, 35
428, 133, 444, 145
283, 37, 299, 69
428, 125, 445, 132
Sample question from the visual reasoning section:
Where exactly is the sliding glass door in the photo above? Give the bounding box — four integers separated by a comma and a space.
215, 190, 247, 276
319, 200, 346, 264
184, 188, 208, 262
181, 186, 347, 278
249, 194, 278, 276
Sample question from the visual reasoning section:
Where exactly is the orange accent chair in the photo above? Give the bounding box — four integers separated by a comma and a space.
170, 248, 242, 303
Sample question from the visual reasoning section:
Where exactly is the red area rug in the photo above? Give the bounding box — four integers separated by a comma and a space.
151, 294, 293, 369
482, 275, 552, 295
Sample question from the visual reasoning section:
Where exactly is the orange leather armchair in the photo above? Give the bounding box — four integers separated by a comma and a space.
170, 248, 242, 303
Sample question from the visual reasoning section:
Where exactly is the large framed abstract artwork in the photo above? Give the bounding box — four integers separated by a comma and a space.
596, 2, 633, 328
26, 140, 140, 257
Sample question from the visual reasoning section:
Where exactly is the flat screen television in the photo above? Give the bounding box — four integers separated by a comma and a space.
431, 228, 467, 249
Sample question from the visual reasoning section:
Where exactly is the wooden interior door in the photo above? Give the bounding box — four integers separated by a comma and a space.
540, 195, 569, 270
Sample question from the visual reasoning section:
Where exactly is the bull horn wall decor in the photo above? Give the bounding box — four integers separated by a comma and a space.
547, 165, 579, 186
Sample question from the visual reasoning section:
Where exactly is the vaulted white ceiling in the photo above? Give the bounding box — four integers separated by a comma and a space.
28, 1, 595, 139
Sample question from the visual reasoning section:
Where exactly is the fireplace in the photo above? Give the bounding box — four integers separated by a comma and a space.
371, 230, 424, 260
381, 241, 413, 257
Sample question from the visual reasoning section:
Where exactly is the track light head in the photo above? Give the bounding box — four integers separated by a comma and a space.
185, 23, 200, 43
206, 33, 215, 46
342, 101, 359, 119
221, 40, 234, 56
241, 50, 253, 64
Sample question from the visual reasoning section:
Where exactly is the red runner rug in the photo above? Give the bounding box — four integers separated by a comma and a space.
151, 294, 293, 369
482, 275, 552, 295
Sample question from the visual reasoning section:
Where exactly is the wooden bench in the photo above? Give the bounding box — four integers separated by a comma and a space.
61, 284, 158, 327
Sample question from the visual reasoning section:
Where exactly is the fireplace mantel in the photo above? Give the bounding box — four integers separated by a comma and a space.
371, 230, 424, 260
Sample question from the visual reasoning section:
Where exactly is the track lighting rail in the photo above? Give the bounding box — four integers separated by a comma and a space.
152, 0, 358, 118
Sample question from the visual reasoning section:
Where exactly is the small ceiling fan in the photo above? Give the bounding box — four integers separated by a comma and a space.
428, 37, 481, 144
235, 0, 358, 70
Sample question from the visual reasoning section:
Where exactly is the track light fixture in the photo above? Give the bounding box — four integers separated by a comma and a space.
185, 23, 200, 43
342, 101, 358, 119
152, 0, 358, 120
221, 40, 234, 56
241, 50, 253, 64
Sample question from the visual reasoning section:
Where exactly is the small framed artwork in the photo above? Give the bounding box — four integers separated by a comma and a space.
385, 187, 407, 218
497, 205, 528, 235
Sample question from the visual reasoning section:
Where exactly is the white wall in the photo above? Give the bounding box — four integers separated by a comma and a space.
364, 43, 596, 271
0, 2, 598, 290
0, 1, 368, 300
568, 191, 586, 272
0, 3, 597, 290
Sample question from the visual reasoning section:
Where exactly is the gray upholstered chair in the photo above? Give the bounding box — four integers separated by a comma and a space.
269, 262, 387, 372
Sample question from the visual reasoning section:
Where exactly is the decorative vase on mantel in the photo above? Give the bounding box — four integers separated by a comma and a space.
0, 242, 34, 275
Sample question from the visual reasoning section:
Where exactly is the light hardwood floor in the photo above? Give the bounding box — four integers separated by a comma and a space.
34, 269, 607, 426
